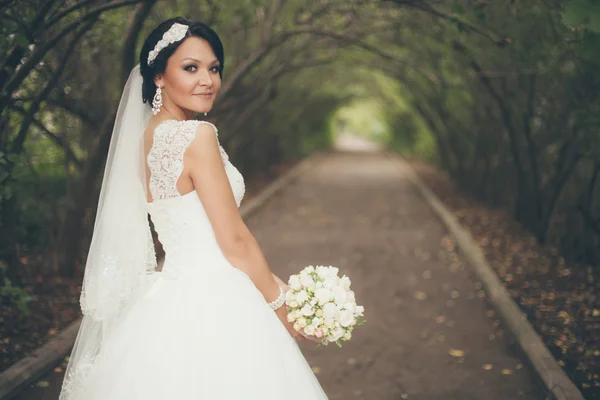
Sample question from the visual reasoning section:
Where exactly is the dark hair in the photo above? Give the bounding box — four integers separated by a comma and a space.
140, 17, 225, 104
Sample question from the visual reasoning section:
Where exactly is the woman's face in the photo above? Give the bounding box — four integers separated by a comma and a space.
155, 36, 222, 116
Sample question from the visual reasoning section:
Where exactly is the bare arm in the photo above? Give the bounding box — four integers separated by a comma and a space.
184, 124, 281, 304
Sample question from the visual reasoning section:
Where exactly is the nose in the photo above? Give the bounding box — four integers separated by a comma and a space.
197, 69, 213, 88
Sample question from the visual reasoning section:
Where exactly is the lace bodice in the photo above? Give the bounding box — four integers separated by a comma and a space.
144, 119, 245, 277
147, 120, 242, 202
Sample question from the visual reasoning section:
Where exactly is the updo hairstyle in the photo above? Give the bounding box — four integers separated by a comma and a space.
139, 17, 225, 104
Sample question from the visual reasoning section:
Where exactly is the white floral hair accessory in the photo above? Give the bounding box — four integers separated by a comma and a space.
147, 22, 189, 65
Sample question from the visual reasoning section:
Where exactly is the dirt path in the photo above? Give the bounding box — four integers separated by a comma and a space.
14, 138, 544, 399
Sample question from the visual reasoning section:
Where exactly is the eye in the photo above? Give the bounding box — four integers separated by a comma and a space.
184, 65, 197, 72
210, 65, 221, 73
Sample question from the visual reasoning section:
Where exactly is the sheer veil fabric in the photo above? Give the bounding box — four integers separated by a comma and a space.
59, 64, 158, 399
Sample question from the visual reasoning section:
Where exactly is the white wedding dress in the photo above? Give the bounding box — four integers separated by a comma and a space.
69, 119, 328, 399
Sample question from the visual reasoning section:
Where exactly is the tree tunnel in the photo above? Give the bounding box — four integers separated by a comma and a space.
0, 0, 599, 280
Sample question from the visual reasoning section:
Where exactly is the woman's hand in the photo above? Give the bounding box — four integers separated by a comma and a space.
274, 304, 301, 340
272, 274, 321, 343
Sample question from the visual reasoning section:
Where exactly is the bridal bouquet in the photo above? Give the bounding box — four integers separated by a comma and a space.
285, 265, 365, 347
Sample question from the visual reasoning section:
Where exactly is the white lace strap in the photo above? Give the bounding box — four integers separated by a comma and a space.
147, 120, 197, 200
197, 121, 229, 162
147, 120, 224, 201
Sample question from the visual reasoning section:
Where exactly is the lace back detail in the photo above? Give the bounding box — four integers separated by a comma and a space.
147, 120, 218, 201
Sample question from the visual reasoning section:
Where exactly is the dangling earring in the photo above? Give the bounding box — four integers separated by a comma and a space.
152, 86, 163, 115
204, 112, 207, 116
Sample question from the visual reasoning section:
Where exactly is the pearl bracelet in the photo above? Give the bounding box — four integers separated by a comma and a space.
268, 286, 285, 311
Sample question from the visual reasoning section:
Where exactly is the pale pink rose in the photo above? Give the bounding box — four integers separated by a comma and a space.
304, 324, 316, 336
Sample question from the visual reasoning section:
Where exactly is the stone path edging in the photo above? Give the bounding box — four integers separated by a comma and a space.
0, 154, 322, 400
390, 154, 584, 400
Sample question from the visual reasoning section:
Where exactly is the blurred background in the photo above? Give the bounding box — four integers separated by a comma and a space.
1, 0, 599, 398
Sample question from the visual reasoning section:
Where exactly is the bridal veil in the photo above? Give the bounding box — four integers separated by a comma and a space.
59, 64, 157, 399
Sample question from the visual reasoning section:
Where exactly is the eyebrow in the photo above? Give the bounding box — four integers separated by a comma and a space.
182, 57, 220, 64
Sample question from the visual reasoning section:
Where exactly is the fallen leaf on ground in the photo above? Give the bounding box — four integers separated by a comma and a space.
449, 349, 464, 357
36, 381, 50, 388
482, 364, 493, 370
501, 369, 513, 375
414, 291, 427, 301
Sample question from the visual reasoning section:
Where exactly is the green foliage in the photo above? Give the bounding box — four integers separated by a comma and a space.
563, 0, 600, 32
0, 264, 32, 315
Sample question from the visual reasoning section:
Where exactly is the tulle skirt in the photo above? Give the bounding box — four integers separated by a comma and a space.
77, 257, 328, 399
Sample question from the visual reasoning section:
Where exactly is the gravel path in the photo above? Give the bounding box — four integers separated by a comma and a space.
13, 137, 544, 399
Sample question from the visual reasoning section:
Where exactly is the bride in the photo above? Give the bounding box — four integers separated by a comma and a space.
59, 17, 328, 399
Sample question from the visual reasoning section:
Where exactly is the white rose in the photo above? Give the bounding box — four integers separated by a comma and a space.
339, 309, 354, 327
311, 316, 322, 327
343, 331, 352, 341
340, 276, 351, 291
310, 298, 318, 306
323, 318, 334, 329
300, 274, 315, 290
346, 290, 356, 303
323, 302, 340, 320
343, 303, 356, 313
328, 266, 339, 277
315, 281, 323, 289
294, 310, 303, 320
328, 327, 345, 342
305, 265, 315, 273
297, 317, 307, 328
316, 266, 329, 279
289, 300, 299, 308
304, 324, 316, 336
287, 312, 296, 322
295, 290, 309, 305
333, 286, 347, 305
299, 269, 309, 279
288, 275, 302, 290
323, 277, 337, 289
301, 303, 315, 316
315, 288, 332, 305
285, 290, 295, 304
315, 309, 324, 317
355, 305, 364, 316
293, 322, 301, 331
